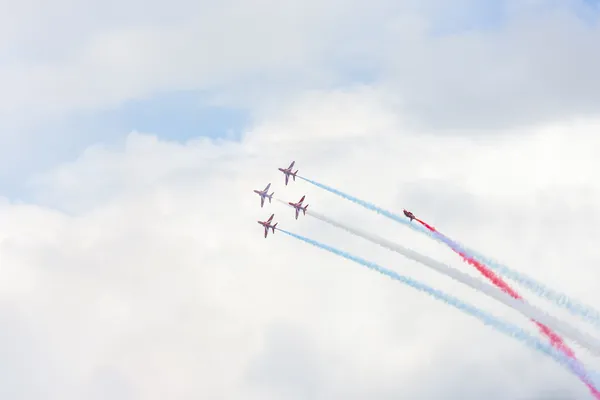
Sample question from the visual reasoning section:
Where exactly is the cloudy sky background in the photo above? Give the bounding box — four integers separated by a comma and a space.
2, 0, 600, 398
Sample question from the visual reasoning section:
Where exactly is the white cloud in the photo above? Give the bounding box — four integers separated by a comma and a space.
2, 88, 600, 398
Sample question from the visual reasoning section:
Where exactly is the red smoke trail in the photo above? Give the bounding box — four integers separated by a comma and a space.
415, 217, 600, 398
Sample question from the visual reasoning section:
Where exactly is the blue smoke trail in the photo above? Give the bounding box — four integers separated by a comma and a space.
459, 242, 600, 329
413, 222, 600, 330
297, 176, 434, 236
277, 227, 600, 395
298, 175, 600, 329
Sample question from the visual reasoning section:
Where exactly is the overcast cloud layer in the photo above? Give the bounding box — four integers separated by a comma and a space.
2, 1, 600, 183
1, 1, 599, 124
2, 0, 600, 399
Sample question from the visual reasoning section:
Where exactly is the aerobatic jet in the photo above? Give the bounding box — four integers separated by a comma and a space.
403, 209, 415, 221
278, 161, 298, 185
253, 183, 274, 208
257, 214, 278, 238
288, 195, 308, 219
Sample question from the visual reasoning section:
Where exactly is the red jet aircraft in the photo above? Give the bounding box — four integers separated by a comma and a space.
403, 209, 415, 221
257, 213, 278, 238
278, 161, 298, 185
288, 195, 308, 219
253, 183, 274, 208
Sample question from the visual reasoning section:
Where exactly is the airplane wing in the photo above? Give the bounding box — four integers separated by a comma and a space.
260, 197, 265, 207
264, 183, 271, 191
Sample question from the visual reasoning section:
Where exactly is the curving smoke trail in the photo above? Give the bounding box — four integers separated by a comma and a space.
415, 219, 571, 348
277, 228, 600, 397
274, 199, 600, 358
413, 216, 599, 393
430, 229, 600, 330
292, 178, 600, 395
469, 248, 600, 328
297, 175, 600, 329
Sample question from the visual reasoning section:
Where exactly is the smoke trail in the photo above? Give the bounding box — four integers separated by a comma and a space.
417, 216, 600, 329
276, 198, 600, 357
277, 228, 600, 397
484, 255, 600, 324
298, 175, 600, 328
297, 176, 433, 235
413, 217, 577, 357
451, 238, 600, 330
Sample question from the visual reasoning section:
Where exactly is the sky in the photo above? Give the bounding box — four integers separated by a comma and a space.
1, 0, 600, 399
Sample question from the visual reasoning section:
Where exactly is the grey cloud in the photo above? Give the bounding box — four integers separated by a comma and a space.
204, 2, 600, 131
2, 0, 600, 191
2, 0, 599, 130
374, 7, 600, 131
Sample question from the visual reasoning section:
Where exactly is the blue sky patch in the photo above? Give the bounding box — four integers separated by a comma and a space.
120, 91, 248, 141
0, 90, 250, 199
93, 90, 249, 142
572, 0, 599, 25
425, 0, 507, 36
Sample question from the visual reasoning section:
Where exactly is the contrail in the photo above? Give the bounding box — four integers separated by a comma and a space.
275, 198, 600, 357
413, 215, 600, 331
410, 215, 600, 393
296, 175, 431, 234
277, 228, 600, 397
297, 175, 600, 329
413, 217, 577, 354
458, 241, 600, 329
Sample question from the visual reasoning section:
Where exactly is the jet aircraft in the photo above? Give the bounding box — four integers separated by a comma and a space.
257, 214, 278, 238
288, 195, 308, 219
278, 161, 298, 185
254, 183, 274, 207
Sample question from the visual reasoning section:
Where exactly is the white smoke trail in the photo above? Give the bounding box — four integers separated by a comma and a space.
275, 198, 600, 356
298, 175, 600, 329
278, 227, 600, 397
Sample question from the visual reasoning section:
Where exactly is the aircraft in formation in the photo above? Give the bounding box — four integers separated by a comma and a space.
278, 161, 298, 186
288, 195, 308, 220
255, 160, 299, 238
253, 183, 274, 208
257, 213, 278, 238
255, 161, 416, 237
